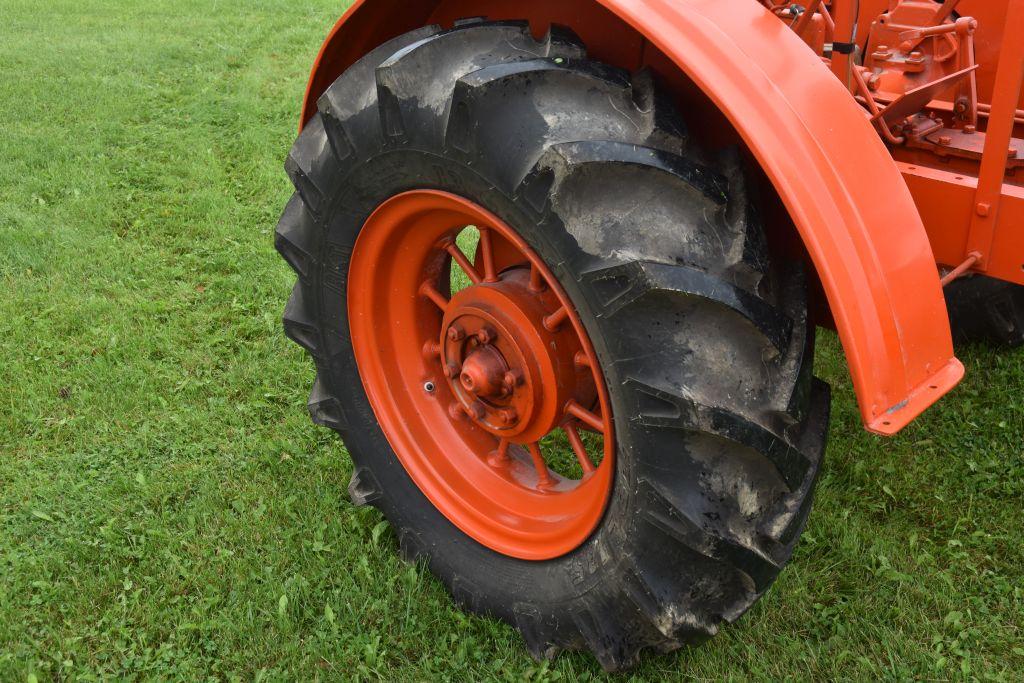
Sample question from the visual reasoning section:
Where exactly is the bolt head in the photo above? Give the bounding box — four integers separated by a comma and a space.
476, 326, 497, 345
444, 361, 461, 379
498, 408, 518, 426
447, 325, 466, 342
468, 401, 487, 420
503, 369, 524, 390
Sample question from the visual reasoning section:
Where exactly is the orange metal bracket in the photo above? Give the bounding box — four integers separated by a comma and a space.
964, 0, 1024, 270
300, 0, 965, 435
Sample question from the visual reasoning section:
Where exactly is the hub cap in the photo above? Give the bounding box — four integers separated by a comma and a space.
348, 190, 614, 560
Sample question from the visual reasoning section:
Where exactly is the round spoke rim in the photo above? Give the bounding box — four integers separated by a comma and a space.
348, 190, 614, 560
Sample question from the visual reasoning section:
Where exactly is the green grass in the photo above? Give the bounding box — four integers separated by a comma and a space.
1, 1, 1022, 680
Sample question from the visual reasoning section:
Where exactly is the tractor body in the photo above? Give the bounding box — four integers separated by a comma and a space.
300, 0, 1024, 435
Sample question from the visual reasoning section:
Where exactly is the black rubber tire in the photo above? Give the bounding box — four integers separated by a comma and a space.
276, 20, 831, 671
945, 275, 1024, 347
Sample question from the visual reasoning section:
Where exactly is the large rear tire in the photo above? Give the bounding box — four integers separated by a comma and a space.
276, 20, 830, 670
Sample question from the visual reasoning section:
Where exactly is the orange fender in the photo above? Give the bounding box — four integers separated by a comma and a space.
299, 0, 964, 435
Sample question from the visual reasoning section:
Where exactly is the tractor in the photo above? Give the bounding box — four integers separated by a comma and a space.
275, 0, 1024, 670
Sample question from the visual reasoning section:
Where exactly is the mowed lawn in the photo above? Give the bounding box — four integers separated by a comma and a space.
1, 1, 1023, 680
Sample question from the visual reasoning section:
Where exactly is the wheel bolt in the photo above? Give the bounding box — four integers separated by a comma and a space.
444, 361, 462, 379
468, 401, 487, 421
503, 369, 524, 390
476, 326, 497, 345
447, 324, 466, 342
498, 408, 518, 426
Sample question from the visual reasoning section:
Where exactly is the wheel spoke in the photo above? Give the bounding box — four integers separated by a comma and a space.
444, 241, 483, 285
527, 442, 555, 489
565, 400, 605, 433
542, 305, 569, 332
564, 423, 597, 475
422, 340, 441, 361
529, 263, 546, 293
488, 438, 512, 467
478, 227, 498, 283
419, 280, 449, 312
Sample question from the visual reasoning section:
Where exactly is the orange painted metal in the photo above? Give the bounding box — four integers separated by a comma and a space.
940, 251, 982, 286
958, 0, 1024, 114
900, 162, 1024, 285
348, 190, 614, 560
964, 0, 1024, 270
301, 0, 974, 435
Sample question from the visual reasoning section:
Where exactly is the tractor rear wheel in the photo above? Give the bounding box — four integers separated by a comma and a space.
945, 276, 1024, 348
276, 20, 830, 670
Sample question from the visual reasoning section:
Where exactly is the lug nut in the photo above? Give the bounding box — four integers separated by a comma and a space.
476, 326, 497, 345
503, 369, 524, 390
468, 401, 487, 420
444, 361, 462, 379
447, 324, 466, 342
498, 408, 518, 426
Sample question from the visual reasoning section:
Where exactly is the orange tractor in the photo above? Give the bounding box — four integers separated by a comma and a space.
276, 0, 1024, 669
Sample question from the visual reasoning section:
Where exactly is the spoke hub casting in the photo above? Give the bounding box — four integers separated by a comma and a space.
441, 271, 584, 443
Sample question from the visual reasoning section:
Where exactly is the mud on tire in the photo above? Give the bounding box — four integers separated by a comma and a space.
276, 20, 831, 670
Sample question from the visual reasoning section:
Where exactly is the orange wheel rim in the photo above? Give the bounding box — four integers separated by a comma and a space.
348, 190, 615, 560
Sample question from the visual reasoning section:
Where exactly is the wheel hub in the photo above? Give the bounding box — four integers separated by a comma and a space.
459, 345, 507, 399
441, 270, 581, 442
